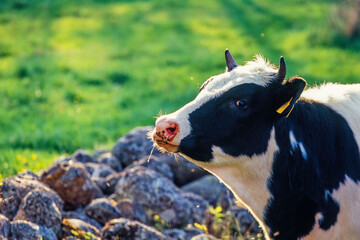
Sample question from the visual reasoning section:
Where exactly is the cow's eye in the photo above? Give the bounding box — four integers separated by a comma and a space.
235, 99, 248, 109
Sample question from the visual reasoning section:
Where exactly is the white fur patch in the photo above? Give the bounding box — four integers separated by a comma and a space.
180, 128, 278, 240
302, 176, 360, 240
299, 142, 308, 160
289, 130, 297, 148
203, 55, 277, 95
289, 130, 308, 160
324, 190, 332, 201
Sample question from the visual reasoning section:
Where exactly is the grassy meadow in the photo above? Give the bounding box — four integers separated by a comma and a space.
0, 0, 360, 178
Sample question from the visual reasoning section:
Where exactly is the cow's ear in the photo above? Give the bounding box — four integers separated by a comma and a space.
274, 76, 306, 117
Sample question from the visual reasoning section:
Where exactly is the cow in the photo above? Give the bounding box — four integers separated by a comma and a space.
151, 49, 360, 240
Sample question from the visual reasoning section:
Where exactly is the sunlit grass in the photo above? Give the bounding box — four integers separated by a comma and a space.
0, 149, 59, 179
0, 0, 359, 176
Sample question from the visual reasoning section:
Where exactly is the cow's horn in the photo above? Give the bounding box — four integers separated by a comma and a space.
225, 49, 238, 72
277, 56, 286, 82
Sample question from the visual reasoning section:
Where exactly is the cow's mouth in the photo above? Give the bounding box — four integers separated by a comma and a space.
154, 140, 179, 153
152, 131, 179, 153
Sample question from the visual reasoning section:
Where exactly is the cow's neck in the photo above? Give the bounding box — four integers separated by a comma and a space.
183, 128, 278, 237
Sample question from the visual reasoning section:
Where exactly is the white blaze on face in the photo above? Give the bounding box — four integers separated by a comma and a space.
156, 55, 278, 147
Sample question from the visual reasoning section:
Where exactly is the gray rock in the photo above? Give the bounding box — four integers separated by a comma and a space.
16, 170, 39, 181
181, 192, 208, 224
14, 190, 62, 236
111, 125, 205, 186
112, 126, 155, 167
40, 161, 103, 209
126, 155, 174, 181
92, 177, 109, 194
52, 155, 72, 165
97, 152, 122, 172
0, 177, 63, 220
115, 198, 149, 225
85, 162, 116, 178
103, 172, 122, 195
61, 218, 101, 239
106, 128, 183, 195
85, 198, 122, 225
155, 154, 208, 186
115, 198, 134, 220
184, 226, 205, 240
163, 228, 187, 240
9, 220, 42, 240
72, 149, 96, 163
62, 208, 102, 231
92, 148, 109, 160
181, 175, 234, 210
101, 218, 169, 240
107, 193, 117, 202
0, 215, 10, 238
115, 166, 194, 228
39, 226, 57, 240
104, 157, 206, 195
191, 234, 220, 240
133, 202, 149, 225
228, 206, 261, 235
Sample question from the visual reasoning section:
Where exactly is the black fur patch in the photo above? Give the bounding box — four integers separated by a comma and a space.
265, 100, 360, 240
179, 83, 274, 162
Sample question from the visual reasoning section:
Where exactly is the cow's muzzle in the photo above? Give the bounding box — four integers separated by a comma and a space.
152, 118, 180, 153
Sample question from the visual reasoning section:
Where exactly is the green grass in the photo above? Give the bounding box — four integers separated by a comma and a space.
0, 0, 359, 177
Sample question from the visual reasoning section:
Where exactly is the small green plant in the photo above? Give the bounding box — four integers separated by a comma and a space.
84, 231, 96, 240
205, 205, 265, 240
194, 222, 208, 233
69, 229, 97, 240
70, 230, 79, 237
152, 214, 167, 231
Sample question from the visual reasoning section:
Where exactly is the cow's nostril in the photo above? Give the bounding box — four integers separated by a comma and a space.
165, 125, 178, 136
168, 127, 176, 133
155, 119, 179, 141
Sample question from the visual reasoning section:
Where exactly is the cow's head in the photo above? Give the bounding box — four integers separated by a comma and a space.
152, 50, 306, 165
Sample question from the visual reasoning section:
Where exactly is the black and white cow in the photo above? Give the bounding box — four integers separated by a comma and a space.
152, 50, 360, 240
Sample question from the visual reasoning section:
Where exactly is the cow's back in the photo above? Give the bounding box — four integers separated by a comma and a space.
301, 83, 360, 239
302, 83, 360, 149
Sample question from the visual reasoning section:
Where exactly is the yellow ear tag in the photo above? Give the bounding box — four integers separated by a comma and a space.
276, 97, 293, 114
286, 105, 295, 118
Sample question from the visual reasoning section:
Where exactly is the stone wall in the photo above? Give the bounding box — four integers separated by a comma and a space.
0, 126, 263, 240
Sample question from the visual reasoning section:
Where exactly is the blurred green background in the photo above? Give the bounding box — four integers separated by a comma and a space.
0, 0, 360, 178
